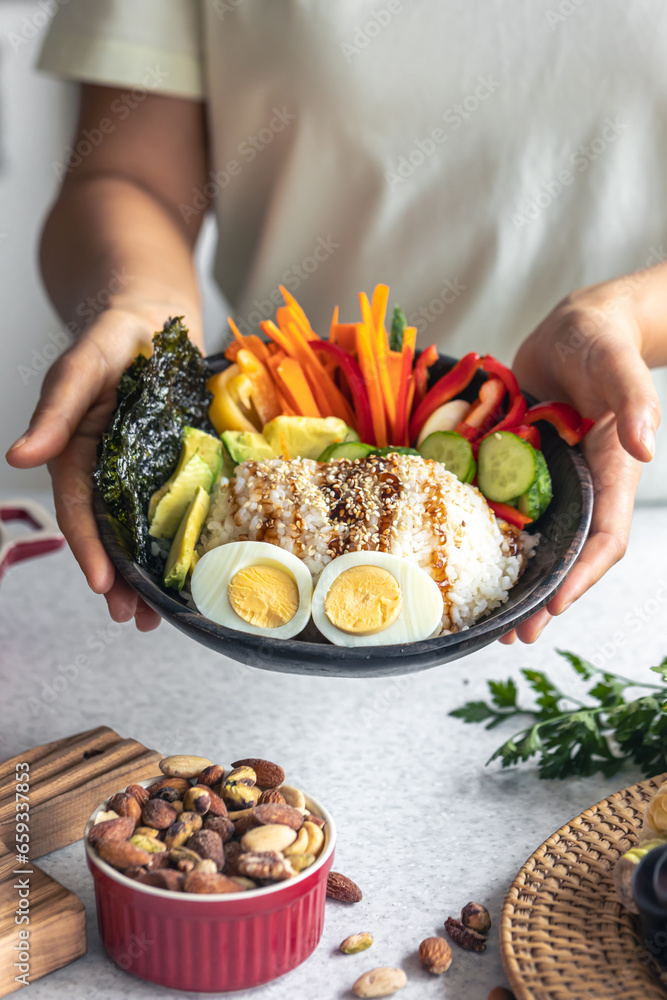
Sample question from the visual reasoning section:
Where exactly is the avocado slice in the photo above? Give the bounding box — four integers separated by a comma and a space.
149, 454, 213, 540
148, 427, 222, 522
222, 430, 277, 465
164, 485, 211, 590
263, 416, 349, 460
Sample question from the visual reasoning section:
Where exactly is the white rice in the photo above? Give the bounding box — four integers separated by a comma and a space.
197, 454, 537, 635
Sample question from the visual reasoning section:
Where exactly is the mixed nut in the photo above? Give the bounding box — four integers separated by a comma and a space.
87, 754, 329, 893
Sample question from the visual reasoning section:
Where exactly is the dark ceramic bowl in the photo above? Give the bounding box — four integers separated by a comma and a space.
93, 353, 593, 677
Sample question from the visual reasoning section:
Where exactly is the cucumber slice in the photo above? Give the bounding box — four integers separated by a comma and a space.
418, 431, 476, 483
477, 431, 537, 502
344, 426, 360, 442
318, 441, 375, 462
517, 450, 552, 520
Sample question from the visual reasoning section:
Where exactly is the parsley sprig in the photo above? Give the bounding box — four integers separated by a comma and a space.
450, 650, 667, 779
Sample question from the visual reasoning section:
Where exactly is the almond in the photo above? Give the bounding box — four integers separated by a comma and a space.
327, 871, 362, 903
137, 869, 185, 891
141, 799, 177, 830
125, 783, 150, 806
87, 816, 135, 846
197, 764, 226, 788
98, 840, 152, 870
258, 788, 286, 806
241, 823, 297, 854
186, 830, 224, 870
107, 792, 141, 822
231, 758, 285, 788
418, 936, 452, 974
204, 788, 228, 817
183, 871, 242, 894
234, 813, 260, 838
254, 802, 304, 830
148, 776, 191, 797
305, 812, 325, 828
352, 967, 407, 998
159, 754, 213, 778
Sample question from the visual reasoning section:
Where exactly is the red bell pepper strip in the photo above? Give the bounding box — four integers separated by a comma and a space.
309, 340, 375, 444
480, 354, 521, 398
413, 345, 439, 402
456, 377, 506, 439
522, 402, 594, 446
512, 424, 541, 450
409, 352, 482, 443
487, 500, 533, 529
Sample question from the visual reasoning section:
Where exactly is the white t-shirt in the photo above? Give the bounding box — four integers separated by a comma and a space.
39, 0, 667, 499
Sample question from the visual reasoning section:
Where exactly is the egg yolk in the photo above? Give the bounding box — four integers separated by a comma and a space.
228, 563, 299, 628
324, 565, 402, 635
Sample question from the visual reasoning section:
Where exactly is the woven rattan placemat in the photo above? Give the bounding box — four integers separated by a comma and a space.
501, 773, 667, 1000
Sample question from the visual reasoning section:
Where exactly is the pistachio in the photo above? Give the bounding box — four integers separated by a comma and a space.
284, 827, 309, 856
241, 824, 297, 854
197, 764, 226, 788
168, 846, 203, 872
159, 754, 213, 778
183, 786, 212, 815
287, 852, 316, 872
340, 933, 374, 955
278, 785, 306, 810
130, 834, 167, 853
222, 784, 261, 811
164, 820, 197, 850
223, 765, 257, 787
181, 811, 203, 832
151, 786, 182, 803
134, 826, 160, 839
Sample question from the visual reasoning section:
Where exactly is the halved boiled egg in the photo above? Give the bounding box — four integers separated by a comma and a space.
312, 551, 444, 646
191, 541, 313, 638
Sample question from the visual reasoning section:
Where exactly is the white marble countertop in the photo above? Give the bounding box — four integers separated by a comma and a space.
2, 489, 667, 1000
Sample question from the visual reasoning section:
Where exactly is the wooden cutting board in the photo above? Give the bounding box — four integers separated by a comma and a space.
0, 727, 162, 996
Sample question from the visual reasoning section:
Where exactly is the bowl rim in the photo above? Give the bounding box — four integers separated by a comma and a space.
84, 774, 336, 903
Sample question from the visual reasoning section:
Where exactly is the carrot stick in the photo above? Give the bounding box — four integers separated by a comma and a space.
371, 284, 390, 339
275, 357, 321, 417
394, 326, 416, 445
355, 319, 387, 446
360, 292, 395, 439
329, 306, 339, 343
278, 286, 321, 341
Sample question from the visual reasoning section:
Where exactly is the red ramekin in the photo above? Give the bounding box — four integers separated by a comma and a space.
84, 776, 336, 992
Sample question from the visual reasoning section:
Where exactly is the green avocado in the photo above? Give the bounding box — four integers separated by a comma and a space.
221, 430, 277, 464
149, 454, 213, 539
148, 426, 222, 522
164, 485, 211, 590
263, 415, 349, 460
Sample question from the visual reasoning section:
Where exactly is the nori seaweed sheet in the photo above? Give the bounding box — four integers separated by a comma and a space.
95, 317, 214, 572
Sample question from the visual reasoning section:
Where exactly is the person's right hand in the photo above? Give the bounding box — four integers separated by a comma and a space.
6, 308, 163, 630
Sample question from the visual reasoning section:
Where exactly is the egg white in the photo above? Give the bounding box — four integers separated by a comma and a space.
312, 551, 444, 646
191, 541, 313, 639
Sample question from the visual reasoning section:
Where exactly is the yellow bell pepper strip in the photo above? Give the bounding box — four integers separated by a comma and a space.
236, 348, 281, 426
360, 292, 395, 440
275, 357, 321, 417
208, 365, 260, 434
393, 326, 417, 446
409, 351, 482, 443
355, 319, 386, 446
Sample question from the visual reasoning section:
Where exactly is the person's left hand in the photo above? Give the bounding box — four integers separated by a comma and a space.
499, 279, 661, 644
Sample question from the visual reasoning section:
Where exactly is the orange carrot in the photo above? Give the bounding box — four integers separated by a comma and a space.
275, 357, 321, 417
329, 306, 339, 343
394, 326, 417, 445
279, 286, 321, 340
355, 320, 386, 446
371, 284, 390, 339
360, 292, 395, 440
